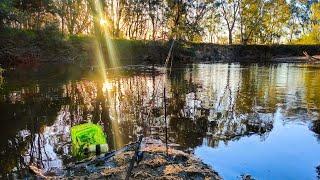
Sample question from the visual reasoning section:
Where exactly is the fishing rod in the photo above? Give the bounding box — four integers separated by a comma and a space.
163, 38, 175, 155
122, 39, 176, 179
121, 39, 176, 179
66, 140, 140, 170
125, 135, 143, 180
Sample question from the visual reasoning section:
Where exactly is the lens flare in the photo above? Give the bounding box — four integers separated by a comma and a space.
91, 0, 123, 148
93, 0, 119, 68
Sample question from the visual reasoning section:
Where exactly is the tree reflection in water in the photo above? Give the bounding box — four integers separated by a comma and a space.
1, 63, 320, 177
317, 165, 320, 180
311, 120, 320, 141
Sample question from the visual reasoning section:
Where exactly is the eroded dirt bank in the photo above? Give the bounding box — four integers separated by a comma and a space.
1, 30, 319, 67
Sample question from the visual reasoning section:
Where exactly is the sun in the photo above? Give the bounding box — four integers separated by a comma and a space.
99, 18, 107, 26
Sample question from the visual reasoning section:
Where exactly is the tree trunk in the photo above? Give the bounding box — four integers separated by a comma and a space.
37, 11, 41, 30
61, 3, 65, 35
151, 19, 156, 40
61, 16, 64, 35
228, 30, 233, 44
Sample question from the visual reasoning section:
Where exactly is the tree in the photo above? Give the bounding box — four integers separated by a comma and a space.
0, 0, 16, 29
239, 0, 264, 44
62, 0, 91, 35
205, 12, 221, 43
148, 0, 161, 40
220, 0, 240, 44
259, 0, 290, 44
310, 2, 320, 42
165, 0, 187, 39
13, 0, 55, 30
287, 0, 303, 42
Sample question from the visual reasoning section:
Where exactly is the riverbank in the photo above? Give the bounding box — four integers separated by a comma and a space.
193, 44, 320, 63
0, 29, 319, 67
27, 138, 221, 179
0, 28, 174, 67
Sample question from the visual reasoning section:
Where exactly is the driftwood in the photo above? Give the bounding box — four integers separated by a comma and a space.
303, 51, 320, 62
29, 165, 47, 179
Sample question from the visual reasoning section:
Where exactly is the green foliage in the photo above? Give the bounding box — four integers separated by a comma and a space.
260, 0, 290, 44
239, 0, 263, 44
1, 0, 320, 45
0, 27, 36, 40
294, 31, 320, 44
36, 22, 64, 47
0, 0, 18, 29
165, 0, 210, 41
293, 2, 320, 44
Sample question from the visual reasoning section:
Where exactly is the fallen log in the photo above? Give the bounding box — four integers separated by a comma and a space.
303, 51, 320, 62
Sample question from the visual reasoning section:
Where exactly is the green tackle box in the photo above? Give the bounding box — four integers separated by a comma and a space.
71, 122, 107, 158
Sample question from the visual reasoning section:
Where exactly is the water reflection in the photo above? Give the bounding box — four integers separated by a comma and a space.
1, 63, 320, 178
311, 120, 320, 141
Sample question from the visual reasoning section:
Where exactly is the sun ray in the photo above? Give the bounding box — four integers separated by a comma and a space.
90, 0, 123, 148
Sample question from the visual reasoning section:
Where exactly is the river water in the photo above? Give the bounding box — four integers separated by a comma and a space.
0, 63, 320, 179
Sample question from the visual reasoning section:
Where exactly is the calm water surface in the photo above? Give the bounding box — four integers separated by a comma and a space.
1, 63, 320, 179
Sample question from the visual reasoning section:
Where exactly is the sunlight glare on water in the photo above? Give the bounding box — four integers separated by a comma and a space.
91, 0, 123, 148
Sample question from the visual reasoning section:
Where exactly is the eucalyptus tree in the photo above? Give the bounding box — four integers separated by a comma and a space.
260, 0, 290, 44
60, 0, 92, 35
165, 0, 212, 41
147, 0, 162, 40
16, 0, 56, 30
238, 0, 265, 44
288, 0, 304, 42
186, 0, 213, 42
219, 0, 240, 44
204, 12, 221, 43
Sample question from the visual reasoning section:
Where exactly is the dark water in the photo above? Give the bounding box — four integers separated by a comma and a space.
1, 63, 320, 179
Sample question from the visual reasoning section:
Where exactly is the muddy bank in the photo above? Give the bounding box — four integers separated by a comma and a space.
1, 29, 319, 67
193, 44, 320, 63
27, 138, 221, 179
0, 29, 175, 67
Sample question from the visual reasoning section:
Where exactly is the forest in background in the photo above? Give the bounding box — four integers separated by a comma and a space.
0, 0, 319, 45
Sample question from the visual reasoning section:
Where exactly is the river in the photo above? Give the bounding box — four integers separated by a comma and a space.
0, 63, 320, 179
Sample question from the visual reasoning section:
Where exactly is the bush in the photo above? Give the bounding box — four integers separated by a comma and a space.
293, 30, 320, 45
36, 22, 64, 48
0, 27, 36, 41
